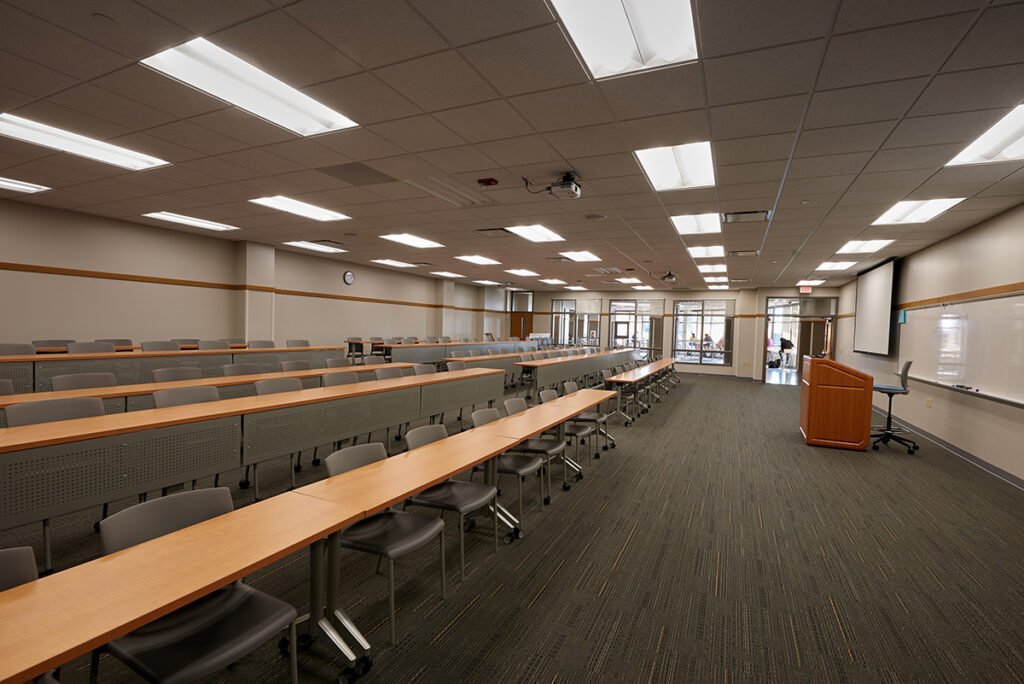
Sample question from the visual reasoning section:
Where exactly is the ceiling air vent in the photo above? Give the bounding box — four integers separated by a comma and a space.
722, 210, 771, 223
593, 266, 623, 275
727, 250, 760, 257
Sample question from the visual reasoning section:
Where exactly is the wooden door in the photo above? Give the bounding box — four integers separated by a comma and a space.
510, 313, 533, 339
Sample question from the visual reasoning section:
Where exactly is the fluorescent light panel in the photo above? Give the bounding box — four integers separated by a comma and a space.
371, 259, 416, 268
474, 280, 500, 286
817, 261, 857, 271
504, 224, 564, 242
797, 280, 824, 286
671, 213, 721, 235
837, 239, 894, 254
551, 0, 697, 79
144, 211, 239, 231
142, 38, 357, 136
0, 176, 49, 193
687, 245, 725, 259
456, 255, 501, 265
698, 264, 727, 273
284, 240, 346, 253
872, 198, 964, 225
632, 285, 654, 290
431, 271, 464, 278
540, 279, 566, 285
947, 105, 1024, 166
560, 251, 601, 262
250, 196, 349, 221
708, 285, 729, 290
565, 285, 587, 291
505, 269, 539, 277
636, 142, 715, 191
0, 113, 167, 170
616, 277, 642, 284
381, 233, 443, 248
703, 276, 728, 283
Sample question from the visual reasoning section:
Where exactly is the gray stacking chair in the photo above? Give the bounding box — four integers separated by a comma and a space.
222, 363, 262, 377
0, 343, 35, 355
375, 367, 404, 381
325, 443, 446, 643
368, 337, 386, 359
96, 338, 132, 346
170, 338, 199, 346
152, 367, 203, 382
362, 356, 386, 366
141, 340, 180, 351
470, 408, 543, 534
247, 339, 275, 348
153, 386, 220, 409
446, 361, 466, 371
347, 336, 365, 361
539, 389, 595, 466
450, 350, 468, 358
197, 339, 229, 349
438, 337, 451, 343
67, 341, 115, 353
219, 338, 245, 344
402, 337, 418, 344
6, 396, 105, 572
50, 372, 117, 391
255, 378, 308, 485
323, 371, 359, 387
413, 363, 435, 376
562, 381, 615, 451
325, 357, 352, 368
425, 337, 439, 343
286, 339, 310, 347
95, 488, 298, 684
403, 424, 498, 580
0, 547, 60, 683
0, 378, 13, 395
281, 360, 312, 372
503, 397, 569, 501
468, 350, 481, 356
32, 339, 75, 348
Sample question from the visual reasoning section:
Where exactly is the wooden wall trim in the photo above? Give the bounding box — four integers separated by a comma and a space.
898, 281, 1024, 310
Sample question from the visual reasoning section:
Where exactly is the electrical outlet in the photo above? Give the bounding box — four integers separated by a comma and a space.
925, 398, 933, 408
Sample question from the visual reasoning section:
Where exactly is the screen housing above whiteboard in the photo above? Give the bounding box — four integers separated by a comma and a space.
854, 260, 896, 355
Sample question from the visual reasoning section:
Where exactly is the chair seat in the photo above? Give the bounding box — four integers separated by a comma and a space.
874, 384, 908, 394
338, 510, 444, 559
563, 424, 595, 439
514, 437, 567, 456
573, 411, 607, 424
109, 582, 296, 684
410, 479, 496, 514
495, 452, 543, 476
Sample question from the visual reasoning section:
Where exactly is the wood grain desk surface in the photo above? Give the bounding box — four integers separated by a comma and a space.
442, 347, 588, 363
33, 345, 141, 353
607, 358, 676, 383
177, 343, 249, 350
383, 340, 521, 349
515, 349, 637, 368
0, 345, 349, 364
0, 363, 419, 409
0, 368, 503, 454
0, 491, 358, 684
471, 389, 615, 440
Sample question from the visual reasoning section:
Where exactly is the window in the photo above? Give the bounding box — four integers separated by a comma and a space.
609, 299, 663, 352
551, 299, 575, 345
673, 299, 734, 365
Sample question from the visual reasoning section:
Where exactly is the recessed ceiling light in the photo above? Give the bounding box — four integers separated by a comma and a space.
671, 213, 721, 235
698, 264, 727, 273
817, 261, 857, 271
636, 142, 715, 191
250, 196, 350, 221
687, 245, 725, 259
560, 250, 601, 262
837, 239, 894, 254
708, 285, 729, 290
505, 269, 539, 277
797, 279, 825, 286
704, 276, 728, 283
540, 278, 566, 285
284, 240, 346, 254
872, 198, 964, 224
0, 113, 168, 170
380, 233, 443, 248
616, 277, 642, 284
632, 285, 654, 290
474, 280, 500, 286
142, 38, 357, 136
371, 259, 416, 268
565, 285, 588, 291
551, 0, 697, 79
144, 211, 239, 231
456, 255, 501, 265
0, 176, 50, 193
947, 104, 1024, 166
504, 224, 564, 242
431, 271, 464, 278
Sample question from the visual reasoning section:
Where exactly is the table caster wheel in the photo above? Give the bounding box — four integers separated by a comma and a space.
312, 457, 321, 466
463, 518, 477, 532
602, 445, 609, 451
294, 463, 302, 473
503, 533, 515, 544
339, 655, 372, 683
594, 453, 601, 459
625, 422, 632, 427
394, 434, 402, 441
544, 496, 551, 505
907, 448, 915, 454
575, 473, 583, 481
239, 479, 250, 489
562, 482, 571, 491
611, 443, 616, 449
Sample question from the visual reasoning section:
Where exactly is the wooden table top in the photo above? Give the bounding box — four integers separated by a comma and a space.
384, 340, 521, 349
515, 349, 636, 368
0, 491, 359, 683
0, 346, 350, 363
32, 345, 141, 353
0, 363, 419, 409
472, 389, 615, 440
0, 368, 503, 453
443, 347, 588, 363
177, 343, 249, 350
607, 358, 675, 384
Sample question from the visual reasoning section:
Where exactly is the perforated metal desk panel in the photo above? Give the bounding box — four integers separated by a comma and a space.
0, 361, 33, 394
387, 345, 445, 363
420, 371, 503, 416
529, 349, 643, 389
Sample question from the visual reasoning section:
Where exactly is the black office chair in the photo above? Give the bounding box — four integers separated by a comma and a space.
871, 361, 919, 454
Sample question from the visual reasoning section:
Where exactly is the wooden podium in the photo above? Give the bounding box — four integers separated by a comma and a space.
799, 356, 873, 450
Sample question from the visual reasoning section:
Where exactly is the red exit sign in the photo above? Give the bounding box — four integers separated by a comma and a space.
799, 286, 812, 294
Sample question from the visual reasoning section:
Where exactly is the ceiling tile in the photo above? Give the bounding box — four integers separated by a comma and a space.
910, 63, 1024, 117
147, 120, 248, 155
191, 108, 297, 147
862, 143, 963, 172
418, 145, 499, 173
509, 84, 613, 132
795, 121, 895, 157
804, 78, 928, 129
568, 154, 641, 180
477, 135, 561, 166
884, 108, 1014, 148
369, 116, 466, 153
705, 40, 823, 106
91, 65, 228, 119
694, 0, 838, 58
47, 83, 175, 131
787, 152, 873, 179
306, 73, 422, 125
618, 111, 709, 150
714, 133, 797, 165
460, 24, 588, 96
717, 161, 788, 185
408, 0, 554, 46
0, 49, 78, 100
833, 0, 986, 33
11, 100, 131, 141
434, 101, 535, 143
375, 51, 498, 111
598, 64, 704, 119
710, 95, 807, 139
134, 0, 272, 35
544, 124, 629, 158
943, 3, 1024, 71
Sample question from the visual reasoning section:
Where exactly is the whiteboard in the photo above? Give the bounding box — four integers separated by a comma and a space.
898, 294, 1024, 404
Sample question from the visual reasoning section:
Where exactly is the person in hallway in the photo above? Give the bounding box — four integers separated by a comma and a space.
779, 336, 794, 367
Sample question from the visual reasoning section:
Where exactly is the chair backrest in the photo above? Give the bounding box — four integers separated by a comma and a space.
32, 339, 75, 347
50, 372, 117, 391
563, 381, 579, 394
197, 340, 229, 350
0, 343, 35, 355
538, 389, 558, 403
281, 360, 312, 371
404, 423, 447, 450
389, 337, 402, 344
899, 360, 913, 390
446, 361, 466, 371
468, 350, 480, 356
451, 350, 468, 358
503, 397, 528, 415
95, 338, 132, 346
247, 340, 275, 348
471, 407, 500, 427
67, 342, 115, 353
370, 336, 383, 342
488, 348, 500, 355
325, 357, 352, 368
0, 547, 38, 590
221, 363, 262, 376
439, 337, 451, 343
413, 363, 435, 375
375, 367, 404, 380
100, 488, 233, 555
152, 366, 202, 382
286, 339, 310, 347
325, 442, 387, 476
402, 337, 417, 344
152, 385, 220, 408
323, 371, 359, 387
5, 396, 105, 427
141, 340, 180, 351
254, 377, 303, 395
0, 378, 13, 395
425, 337, 439, 343
219, 338, 245, 344
170, 338, 199, 345
362, 357, 385, 366
510, 336, 519, 341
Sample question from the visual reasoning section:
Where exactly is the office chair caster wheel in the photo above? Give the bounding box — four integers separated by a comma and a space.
575, 473, 583, 482
239, 479, 250, 489
394, 434, 402, 441
907, 448, 915, 454
544, 496, 551, 505
562, 482, 571, 491
594, 453, 600, 459
872, 445, 879, 451
339, 655, 372, 683
293, 463, 302, 473
463, 518, 477, 532
625, 422, 632, 427
602, 445, 609, 451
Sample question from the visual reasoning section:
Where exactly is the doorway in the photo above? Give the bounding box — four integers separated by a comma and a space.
764, 297, 837, 385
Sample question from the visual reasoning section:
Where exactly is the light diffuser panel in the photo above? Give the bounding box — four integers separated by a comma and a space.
636, 142, 715, 191
0, 113, 168, 170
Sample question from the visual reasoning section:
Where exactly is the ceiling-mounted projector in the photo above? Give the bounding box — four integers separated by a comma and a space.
548, 173, 581, 199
